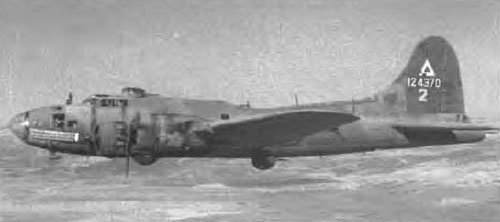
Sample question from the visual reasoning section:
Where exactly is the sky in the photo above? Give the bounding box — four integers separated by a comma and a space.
0, 0, 499, 125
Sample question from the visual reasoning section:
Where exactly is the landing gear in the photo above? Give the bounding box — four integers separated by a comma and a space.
251, 149, 276, 170
131, 151, 158, 165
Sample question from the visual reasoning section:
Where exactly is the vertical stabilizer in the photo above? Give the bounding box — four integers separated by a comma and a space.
377, 36, 465, 116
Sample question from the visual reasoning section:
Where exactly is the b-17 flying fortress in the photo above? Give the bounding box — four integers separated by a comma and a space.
7, 36, 498, 170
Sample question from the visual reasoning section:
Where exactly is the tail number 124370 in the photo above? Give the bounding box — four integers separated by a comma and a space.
407, 77, 441, 88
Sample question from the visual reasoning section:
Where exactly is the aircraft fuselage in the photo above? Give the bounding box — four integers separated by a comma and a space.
7, 36, 494, 170
8, 92, 485, 160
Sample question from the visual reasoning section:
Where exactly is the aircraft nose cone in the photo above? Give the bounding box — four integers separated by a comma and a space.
8, 112, 29, 141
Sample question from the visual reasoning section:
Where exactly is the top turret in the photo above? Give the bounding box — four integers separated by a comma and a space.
121, 87, 146, 98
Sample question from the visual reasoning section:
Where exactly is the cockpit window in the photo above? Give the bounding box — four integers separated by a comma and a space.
99, 99, 128, 107
82, 96, 128, 108
82, 98, 96, 105
101, 99, 111, 107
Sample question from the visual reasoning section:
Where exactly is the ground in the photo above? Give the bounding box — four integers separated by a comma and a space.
1, 129, 499, 222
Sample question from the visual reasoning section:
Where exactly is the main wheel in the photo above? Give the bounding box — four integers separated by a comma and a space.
132, 152, 158, 165
251, 150, 276, 170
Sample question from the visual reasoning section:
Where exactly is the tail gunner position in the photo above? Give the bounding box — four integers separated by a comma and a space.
8, 36, 498, 170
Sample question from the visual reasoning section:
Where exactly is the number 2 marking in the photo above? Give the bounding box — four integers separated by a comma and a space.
418, 88, 428, 102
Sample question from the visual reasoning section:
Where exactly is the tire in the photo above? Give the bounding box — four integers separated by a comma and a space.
132, 152, 158, 165
251, 150, 276, 170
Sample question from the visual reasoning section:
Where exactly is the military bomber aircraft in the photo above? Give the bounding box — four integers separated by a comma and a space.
7, 36, 498, 170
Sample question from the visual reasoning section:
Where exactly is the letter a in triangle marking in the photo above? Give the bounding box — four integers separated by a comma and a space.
419, 59, 435, 77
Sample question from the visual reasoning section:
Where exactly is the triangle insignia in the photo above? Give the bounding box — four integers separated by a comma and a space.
419, 59, 435, 77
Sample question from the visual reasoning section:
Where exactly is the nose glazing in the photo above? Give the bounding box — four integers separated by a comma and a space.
8, 112, 29, 141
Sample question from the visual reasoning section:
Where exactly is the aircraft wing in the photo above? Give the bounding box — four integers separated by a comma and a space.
202, 110, 359, 148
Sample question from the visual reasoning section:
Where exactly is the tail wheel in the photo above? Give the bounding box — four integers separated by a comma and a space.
251, 150, 276, 170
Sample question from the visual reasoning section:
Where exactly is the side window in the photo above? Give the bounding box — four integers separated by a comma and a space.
101, 99, 111, 107
111, 99, 119, 107
119, 100, 128, 107
52, 113, 65, 129
220, 113, 230, 120
67, 120, 78, 128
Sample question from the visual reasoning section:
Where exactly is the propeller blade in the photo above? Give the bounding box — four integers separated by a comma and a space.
125, 144, 130, 178
125, 112, 140, 178
125, 122, 131, 179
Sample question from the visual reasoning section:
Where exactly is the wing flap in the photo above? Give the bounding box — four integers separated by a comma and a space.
205, 110, 359, 148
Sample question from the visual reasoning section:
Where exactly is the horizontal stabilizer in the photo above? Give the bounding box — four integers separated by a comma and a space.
392, 122, 498, 144
205, 110, 359, 148
392, 122, 499, 131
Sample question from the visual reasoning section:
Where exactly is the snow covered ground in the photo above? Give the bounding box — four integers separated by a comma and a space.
1, 132, 499, 221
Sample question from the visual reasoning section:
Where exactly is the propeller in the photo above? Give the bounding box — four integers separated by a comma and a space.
125, 112, 141, 178
125, 140, 130, 178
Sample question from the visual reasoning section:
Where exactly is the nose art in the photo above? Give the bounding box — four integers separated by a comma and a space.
8, 112, 29, 141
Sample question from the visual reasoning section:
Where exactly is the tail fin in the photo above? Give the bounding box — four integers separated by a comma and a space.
377, 36, 465, 116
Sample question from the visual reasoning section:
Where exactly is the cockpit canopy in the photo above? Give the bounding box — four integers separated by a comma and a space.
81, 87, 147, 107
121, 87, 146, 98
81, 95, 128, 108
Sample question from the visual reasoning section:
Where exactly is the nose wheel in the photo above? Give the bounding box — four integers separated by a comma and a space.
251, 149, 276, 170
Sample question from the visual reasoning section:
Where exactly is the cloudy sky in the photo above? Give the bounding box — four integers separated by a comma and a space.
0, 0, 498, 125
